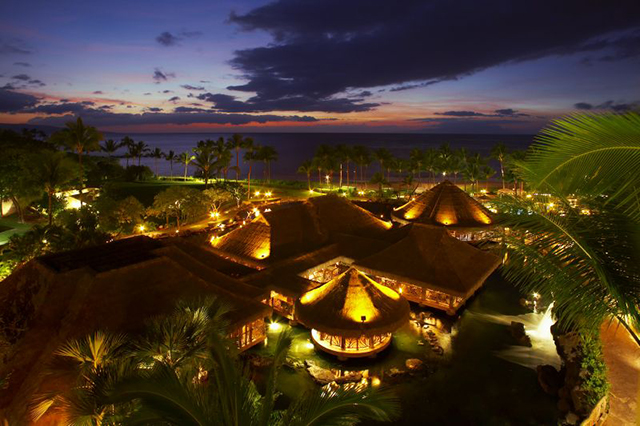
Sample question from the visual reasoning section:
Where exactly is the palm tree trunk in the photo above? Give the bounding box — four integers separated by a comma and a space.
346, 160, 350, 187
500, 161, 505, 189
339, 163, 343, 188
307, 173, 311, 190
77, 148, 84, 189
155, 158, 159, 177
247, 163, 252, 199
11, 196, 24, 223
48, 191, 53, 226
236, 147, 240, 181
170, 161, 173, 179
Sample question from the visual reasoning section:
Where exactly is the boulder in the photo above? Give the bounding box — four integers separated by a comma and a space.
537, 364, 563, 396
405, 358, 423, 370
510, 321, 532, 347
334, 371, 363, 384
306, 364, 336, 385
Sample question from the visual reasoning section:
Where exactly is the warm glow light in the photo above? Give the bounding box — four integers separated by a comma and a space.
358, 191, 365, 196
526, 194, 532, 199
305, 341, 314, 350
548, 202, 555, 208
255, 191, 261, 196
138, 224, 145, 232
480, 189, 487, 194
269, 322, 282, 332
265, 191, 272, 197
371, 377, 381, 387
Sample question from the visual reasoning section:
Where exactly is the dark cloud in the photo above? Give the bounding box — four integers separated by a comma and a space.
13, 62, 30, 67
410, 117, 534, 134
199, 80, 211, 83
93, 90, 104, 94
143, 92, 152, 96
181, 84, 205, 91
434, 109, 529, 118
155, 30, 203, 47
574, 100, 639, 112
26, 108, 319, 127
168, 96, 181, 103
221, 0, 640, 113
28, 79, 45, 87
12, 74, 30, 81
147, 107, 163, 112
0, 88, 39, 112
174, 106, 208, 113
196, 92, 379, 113
152, 68, 176, 83
160, 89, 173, 94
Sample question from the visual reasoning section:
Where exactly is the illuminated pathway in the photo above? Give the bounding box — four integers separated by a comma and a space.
601, 321, 640, 425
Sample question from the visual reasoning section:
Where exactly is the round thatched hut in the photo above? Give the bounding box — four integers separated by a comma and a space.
391, 180, 494, 240
295, 267, 410, 359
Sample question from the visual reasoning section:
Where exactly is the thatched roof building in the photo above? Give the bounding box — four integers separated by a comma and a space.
210, 195, 390, 264
354, 224, 500, 313
392, 180, 493, 229
295, 268, 409, 358
0, 236, 271, 422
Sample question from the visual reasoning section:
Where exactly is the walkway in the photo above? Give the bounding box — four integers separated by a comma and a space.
601, 321, 640, 425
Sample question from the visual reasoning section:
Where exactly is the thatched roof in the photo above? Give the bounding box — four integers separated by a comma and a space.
307, 194, 392, 238
295, 268, 409, 337
210, 202, 326, 263
354, 224, 501, 298
392, 180, 494, 228
0, 237, 271, 422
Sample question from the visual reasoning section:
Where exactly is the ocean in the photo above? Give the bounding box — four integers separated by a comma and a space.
103, 132, 534, 181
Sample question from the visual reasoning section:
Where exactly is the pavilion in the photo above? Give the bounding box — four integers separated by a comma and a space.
295, 268, 410, 359
391, 180, 495, 240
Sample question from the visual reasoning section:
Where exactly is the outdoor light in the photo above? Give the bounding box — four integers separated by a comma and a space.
305, 341, 314, 350
138, 225, 145, 232
269, 322, 282, 332
265, 191, 272, 197
526, 194, 532, 199
255, 191, 261, 196
548, 202, 555, 208
371, 377, 381, 387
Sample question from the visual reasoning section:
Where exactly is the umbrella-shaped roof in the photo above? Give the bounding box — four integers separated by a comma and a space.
392, 180, 493, 228
295, 268, 410, 337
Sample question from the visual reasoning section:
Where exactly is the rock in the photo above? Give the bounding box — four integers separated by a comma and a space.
334, 371, 363, 384
245, 354, 273, 369
557, 397, 571, 413
387, 367, 406, 377
510, 321, 532, 347
565, 411, 579, 425
405, 358, 423, 370
537, 364, 563, 396
306, 364, 336, 385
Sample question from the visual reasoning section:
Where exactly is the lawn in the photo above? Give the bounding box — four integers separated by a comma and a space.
0, 216, 35, 246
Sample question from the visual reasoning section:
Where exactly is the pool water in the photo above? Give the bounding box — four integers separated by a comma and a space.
248, 273, 560, 425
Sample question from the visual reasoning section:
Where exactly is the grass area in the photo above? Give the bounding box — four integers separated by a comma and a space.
0, 216, 35, 245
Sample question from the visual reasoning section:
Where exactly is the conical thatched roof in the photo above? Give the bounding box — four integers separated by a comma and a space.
295, 268, 409, 337
392, 180, 493, 228
211, 215, 272, 261
354, 224, 500, 298
307, 194, 392, 238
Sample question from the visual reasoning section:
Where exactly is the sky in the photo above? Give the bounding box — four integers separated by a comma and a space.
0, 0, 639, 134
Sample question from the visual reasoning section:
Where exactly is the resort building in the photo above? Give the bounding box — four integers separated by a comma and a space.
391, 180, 495, 241
295, 268, 410, 360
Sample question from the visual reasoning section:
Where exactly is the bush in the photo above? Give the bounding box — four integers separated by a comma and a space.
580, 333, 610, 407
124, 165, 153, 182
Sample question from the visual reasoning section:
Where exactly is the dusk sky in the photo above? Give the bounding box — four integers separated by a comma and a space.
1, 0, 639, 134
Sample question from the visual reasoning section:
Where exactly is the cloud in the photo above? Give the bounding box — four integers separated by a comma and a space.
0, 38, 31, 55
168, 96, 181, 103
222, 0, 640, 113
143, 92, 152, 95
409, 117, 535, 134
146, 107, 163, 112
153, 68, 176, 83
12, 74, 30, 81
574, 100, 639, 112
155, 30, 202, 46
181, 84, 205, 91
93, 90, 104, 94
0, 88, 39, 112
434, 108, 529, 118
13, 62, 30, 67
196, 92, 379, 113
26, 108, 320, 127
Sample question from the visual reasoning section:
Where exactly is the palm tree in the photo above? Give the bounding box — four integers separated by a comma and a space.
374, 148, 393, 183
438, 143, 453, 181
193, 140, 217, 188
499, 112, 640, 344
352, 145, 371, 189
133, 141, 150, 166
50, 117, 103, 189
121, 136, 135, 167
165, 150, 177, 180
32, 151, 76, 225
101, 139, 121, 158
370, 172, 388, 198
409, 149, 423, 182
226, 133, 247, 180
314, 145, 334, 188
179, 152, 195, 181
257, 145, 278, 182
105, 331, 400, 426
243, 143, 258, 199
297, 160, 313, 191
423, 149, 437, 185
334, 144, 349, 188
150, 148, 165, 177
490, 142, 508, 189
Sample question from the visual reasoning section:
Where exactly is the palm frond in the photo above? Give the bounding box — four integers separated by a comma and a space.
519, 112, 640, 221
283, 386, 401, 426
497, 196, 640, 334
259, 329, 293, 426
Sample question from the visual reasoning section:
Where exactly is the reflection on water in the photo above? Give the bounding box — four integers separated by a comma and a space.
469, 303, 561, 369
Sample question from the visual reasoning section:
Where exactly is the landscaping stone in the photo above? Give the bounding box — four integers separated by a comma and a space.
405, 358, 423, 370
510, 321, 532, 347
537, 364, 563, 396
